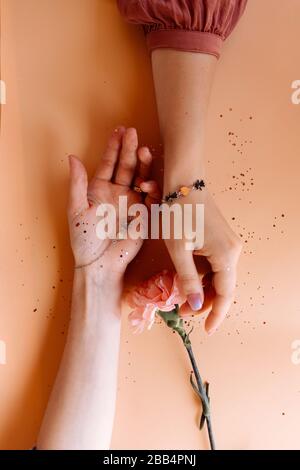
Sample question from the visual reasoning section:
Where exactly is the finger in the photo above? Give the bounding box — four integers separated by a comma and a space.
205, 267, 237, 335
114, 127, 138, 186
140, 180, 161, 201
137, 146, 152, 180
68, 155, 89, 216
169, 247, 204, 311
180, 296, 212, 317
134, 147, 153, 189
134, 179, 161, 209
179, 274, 213, 317
94, 126, 125, 181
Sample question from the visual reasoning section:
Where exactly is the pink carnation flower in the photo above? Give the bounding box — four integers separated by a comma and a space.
127, 270, 187, 333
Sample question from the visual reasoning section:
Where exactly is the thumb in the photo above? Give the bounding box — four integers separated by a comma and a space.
68, 155, 89, 216
171, 248, 204, 311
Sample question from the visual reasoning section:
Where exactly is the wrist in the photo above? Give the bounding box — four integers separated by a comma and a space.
75, 263, 123, 290
71, 266, 123, 328
163, 152, 206, 193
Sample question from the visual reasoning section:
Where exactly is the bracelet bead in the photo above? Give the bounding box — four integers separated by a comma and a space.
161, 179, 205, 204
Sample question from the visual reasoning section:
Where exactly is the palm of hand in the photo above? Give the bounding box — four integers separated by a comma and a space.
70, 178, 143, 272
68, 127, 159, 277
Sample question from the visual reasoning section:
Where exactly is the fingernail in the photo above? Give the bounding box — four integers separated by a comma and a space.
187, 293, 203, 311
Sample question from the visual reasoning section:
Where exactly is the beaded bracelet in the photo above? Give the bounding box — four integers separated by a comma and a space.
161, 179, 205, 204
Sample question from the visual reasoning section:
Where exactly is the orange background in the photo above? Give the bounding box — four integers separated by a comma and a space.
1, 0, 300, 450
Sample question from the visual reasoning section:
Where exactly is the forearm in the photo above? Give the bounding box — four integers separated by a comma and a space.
151, 49, 217, 191
37, 267, 122, 450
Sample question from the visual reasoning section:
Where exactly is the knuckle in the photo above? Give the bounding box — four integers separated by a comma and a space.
234, 236, 243, 253
179, 273, 200, 289
119, 159, 135, 170
180, 273, 198, 282
108, 139, 120, 151
101, 157, 114, 169
224, 235, 243, 262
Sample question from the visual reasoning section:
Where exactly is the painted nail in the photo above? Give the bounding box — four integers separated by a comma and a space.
187, 293, 203, 311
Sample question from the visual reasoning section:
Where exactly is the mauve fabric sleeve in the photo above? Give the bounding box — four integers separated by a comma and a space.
117, 0, 248, 59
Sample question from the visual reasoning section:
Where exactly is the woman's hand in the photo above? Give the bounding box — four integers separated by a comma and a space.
37, 128, 160, 450
68, 127, 158, 281
150, 48, 242, 335
164, 188, 242, 335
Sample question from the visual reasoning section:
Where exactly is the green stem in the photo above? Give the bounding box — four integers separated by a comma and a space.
185, 342, 216, 450
157, 308, 216, 450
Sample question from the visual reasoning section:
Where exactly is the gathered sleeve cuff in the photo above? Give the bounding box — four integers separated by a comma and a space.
117, 0, 248, 59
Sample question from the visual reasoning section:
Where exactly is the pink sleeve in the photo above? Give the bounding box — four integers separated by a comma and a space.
117, 0, 248, 59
